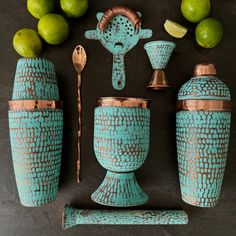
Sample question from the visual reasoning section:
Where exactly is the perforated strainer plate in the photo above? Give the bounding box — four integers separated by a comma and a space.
85, 11, 152, 90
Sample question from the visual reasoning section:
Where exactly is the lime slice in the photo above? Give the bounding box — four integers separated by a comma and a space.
164, 20, 188, 39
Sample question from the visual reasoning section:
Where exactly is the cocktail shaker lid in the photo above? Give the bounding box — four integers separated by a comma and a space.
194, 63, 217, 76
12, 58, 60, 100
178, 63, 231, 101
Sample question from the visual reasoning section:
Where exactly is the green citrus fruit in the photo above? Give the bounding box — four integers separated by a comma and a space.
164, 19, 188, 39
38, 13, 69, 45
195, 18, 223, 48
60, 0, 88, 18
13, 28, 42, 57
27, 0, 55, 19
181, 0, 211, 23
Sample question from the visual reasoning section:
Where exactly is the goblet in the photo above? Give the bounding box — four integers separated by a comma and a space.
92, 97, 150, 207
144, 40, 176, 90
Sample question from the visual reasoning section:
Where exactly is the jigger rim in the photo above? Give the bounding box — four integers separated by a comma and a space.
96, 97, 150, 109
144, 40, 176, 50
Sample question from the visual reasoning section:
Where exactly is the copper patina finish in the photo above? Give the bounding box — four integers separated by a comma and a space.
176, 100, 232, 112
72, 45, 87, 183
98, 6, 142, 33
194, 63, 217, 76
96, 97, 150, 109
147, 69, 170, 90
9, 100, 63, 111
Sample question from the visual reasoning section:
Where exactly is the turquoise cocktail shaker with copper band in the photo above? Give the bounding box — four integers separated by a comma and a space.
176, 63, 231, 207
8, 58, 63, 207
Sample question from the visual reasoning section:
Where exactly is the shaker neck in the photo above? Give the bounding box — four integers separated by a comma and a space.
193, 63, 217, 77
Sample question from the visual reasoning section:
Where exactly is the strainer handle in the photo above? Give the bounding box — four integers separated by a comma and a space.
112, 54, 125, 90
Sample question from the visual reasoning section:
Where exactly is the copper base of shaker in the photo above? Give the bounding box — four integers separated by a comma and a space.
146, 69, 170, 90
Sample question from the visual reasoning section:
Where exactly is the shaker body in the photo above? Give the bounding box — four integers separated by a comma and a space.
176, 110, 230, 207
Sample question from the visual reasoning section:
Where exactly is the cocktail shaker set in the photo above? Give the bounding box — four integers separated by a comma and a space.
8, 6, 231, 228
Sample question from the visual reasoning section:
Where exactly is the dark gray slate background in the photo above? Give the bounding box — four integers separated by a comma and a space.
0, 0, 236, 235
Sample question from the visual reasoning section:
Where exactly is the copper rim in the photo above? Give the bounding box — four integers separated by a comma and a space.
98, 6, 141, 33
9, 100, 63, 111
194, 63, 217, 76
176, 100, 232, 112
96, 97, 150, 109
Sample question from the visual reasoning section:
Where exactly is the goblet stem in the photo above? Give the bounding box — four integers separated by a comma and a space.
91, 171, 148, 207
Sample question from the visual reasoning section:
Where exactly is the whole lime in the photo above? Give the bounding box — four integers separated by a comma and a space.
27, 0, 55, 19
13, 28, 42, 57
38, 13, 69, 45
60, 0, 88, 18
195, 18, 223, 48
181, 0, 211, 23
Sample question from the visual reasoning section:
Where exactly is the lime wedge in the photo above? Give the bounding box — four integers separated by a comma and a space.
164, 19, 188, 39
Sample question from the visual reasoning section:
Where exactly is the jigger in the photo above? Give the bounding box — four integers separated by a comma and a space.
144, 40, 176, 90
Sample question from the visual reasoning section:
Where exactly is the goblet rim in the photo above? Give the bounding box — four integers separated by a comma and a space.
96, 97, 150, 109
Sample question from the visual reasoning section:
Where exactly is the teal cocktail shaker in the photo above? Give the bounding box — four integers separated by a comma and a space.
8, 58, 63, 207
176, 63, 231, 207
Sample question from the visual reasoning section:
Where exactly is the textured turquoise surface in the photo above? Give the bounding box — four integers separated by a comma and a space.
13, 58, 60, 100
178, 75, 231, 100
63, 206, 188, 228
91, 171, 148, 207
93, 105, 150, 207
94, 106, 150, 172
9, 109, 63, 207
85, 12, 152, 90
176, 110, 231, 207
144, 40, 176, 70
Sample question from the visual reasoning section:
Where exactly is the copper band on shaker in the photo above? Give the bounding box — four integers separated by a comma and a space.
9, 100, 63, 111
96, 97, 150, 109
176, 100, 232, 112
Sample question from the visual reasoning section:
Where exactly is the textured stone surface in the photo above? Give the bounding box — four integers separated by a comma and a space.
63, 206, 188, 228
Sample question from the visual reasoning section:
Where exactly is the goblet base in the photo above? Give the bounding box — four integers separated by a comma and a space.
91, 171, 149, 207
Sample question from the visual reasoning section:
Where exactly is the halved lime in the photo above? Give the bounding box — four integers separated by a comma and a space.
164, 19, 188, 39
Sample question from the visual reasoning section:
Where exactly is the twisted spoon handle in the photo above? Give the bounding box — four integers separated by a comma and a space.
77, 74, 81, 183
